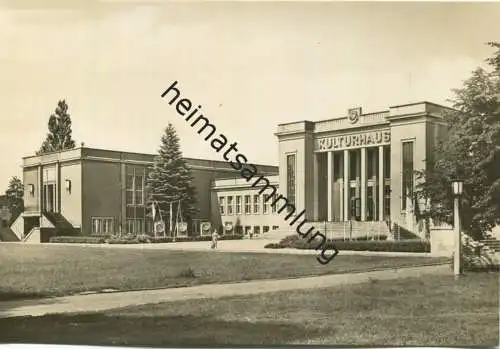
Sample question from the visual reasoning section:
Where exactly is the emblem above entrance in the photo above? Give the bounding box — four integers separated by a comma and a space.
348, 107, 362, 124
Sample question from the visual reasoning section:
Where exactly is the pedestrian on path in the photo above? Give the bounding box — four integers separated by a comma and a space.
211, 229, 220, 250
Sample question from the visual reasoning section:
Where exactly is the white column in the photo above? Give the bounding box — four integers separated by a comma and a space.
313, 153, 319, 221
38, 166, 43, 214
378, 146, 384, 221
360, 147, 366, 221
343, 149, 349, 221
327, 151, 333, 221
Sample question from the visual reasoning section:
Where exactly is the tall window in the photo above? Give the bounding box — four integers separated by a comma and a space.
219, 196, 225, 215
236, 196, 242, 215
227, 196, 233, 215
286, 154, 296, 209
384, 146, 391, 179
253, 194, 260, 214
126, 171, 145, 206
244, 195, 251, 214
402, 141, 414, 210
384, 185, 391, 219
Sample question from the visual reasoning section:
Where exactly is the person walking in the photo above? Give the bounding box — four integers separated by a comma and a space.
211, 229, 220, 250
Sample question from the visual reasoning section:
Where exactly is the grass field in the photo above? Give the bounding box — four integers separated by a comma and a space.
0, 243, 448, 300
0, 272, 497, 346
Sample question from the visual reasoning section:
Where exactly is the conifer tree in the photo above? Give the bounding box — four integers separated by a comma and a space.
147, 123, 197, 231
5, 176, 24, 225
38, 100, 76, 155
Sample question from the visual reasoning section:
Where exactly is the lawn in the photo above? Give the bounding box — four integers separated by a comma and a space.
0, 243, 448, 300
0, 272, 497, 346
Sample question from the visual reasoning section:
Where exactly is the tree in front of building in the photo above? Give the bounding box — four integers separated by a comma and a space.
4, 176, 24, 225
37, 100, 76, 155
416, 42, 500, 240
146, 123, 198, 233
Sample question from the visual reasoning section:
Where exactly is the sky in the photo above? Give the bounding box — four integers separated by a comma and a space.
1, 0, 499, 191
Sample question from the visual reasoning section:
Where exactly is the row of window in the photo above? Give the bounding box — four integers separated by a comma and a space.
91, 217, 153, 235
232, 225, 280, 235
219, 194, 279, 216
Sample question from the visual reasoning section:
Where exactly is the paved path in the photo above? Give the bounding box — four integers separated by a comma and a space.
45, 240, 437, 257
0, 264, 449, 318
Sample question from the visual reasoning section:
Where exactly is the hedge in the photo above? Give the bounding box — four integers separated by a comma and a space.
49, 234, 244, 245
49, 236, 106, 244
108, 234, 244, 244
265, 235, 430, 253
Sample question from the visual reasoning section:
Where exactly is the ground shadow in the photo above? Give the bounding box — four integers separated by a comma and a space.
0, 313, 322, 346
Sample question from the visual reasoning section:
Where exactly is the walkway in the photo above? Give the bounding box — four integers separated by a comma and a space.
0, 264, 449, 318
45, 240, 437, 257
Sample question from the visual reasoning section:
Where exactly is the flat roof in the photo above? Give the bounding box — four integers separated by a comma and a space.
276, 100, 457, 127
22, 146, 279, 170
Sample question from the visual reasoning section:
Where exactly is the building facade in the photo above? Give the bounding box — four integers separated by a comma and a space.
276, 101, 452, 233
17, 147, 278, 239
212, 176, 281, 237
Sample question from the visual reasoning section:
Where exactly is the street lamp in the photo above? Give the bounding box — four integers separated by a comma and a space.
451, 179, 464, 277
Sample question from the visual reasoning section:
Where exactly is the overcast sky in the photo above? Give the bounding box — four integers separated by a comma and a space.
1, 0, 499, 190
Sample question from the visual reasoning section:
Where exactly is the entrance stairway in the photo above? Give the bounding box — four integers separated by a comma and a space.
480, 238, 500, 252
43, 212, 79, 236
261, 220, 392, 241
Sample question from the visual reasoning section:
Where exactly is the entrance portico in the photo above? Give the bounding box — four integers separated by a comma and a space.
316, 131, 391, 222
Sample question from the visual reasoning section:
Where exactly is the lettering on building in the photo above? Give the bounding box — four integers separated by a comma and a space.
315, 130, 391, 151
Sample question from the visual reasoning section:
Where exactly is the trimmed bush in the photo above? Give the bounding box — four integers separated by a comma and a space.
49, 236, 106, 244
266, 234, 430, 253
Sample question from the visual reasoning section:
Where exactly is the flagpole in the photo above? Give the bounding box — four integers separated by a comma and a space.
169, 201, 173, 238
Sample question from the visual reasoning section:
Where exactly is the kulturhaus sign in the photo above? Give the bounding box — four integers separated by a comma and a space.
315, 130, 391, 151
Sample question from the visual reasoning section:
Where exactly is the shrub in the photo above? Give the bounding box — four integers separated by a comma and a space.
177, 266, 197, 278
265, 234, 430, 253
49, 236, 106, 244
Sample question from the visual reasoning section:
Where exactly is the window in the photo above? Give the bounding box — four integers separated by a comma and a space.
235, 225, 243, 235
402, 141, 414, 210
254, 226, 261, 235
92, 217, 114, 235
227, 196, 233, 215
263, 194, 269, 214
244, 195, 251, 214
384, 146, 391, 179
350, 151, 358, 180
253, 194, 260, 214
271, 194, 278, 214
135, 175, 144, 205
126, 171, 145, 206
236, 196, 242, 215
126, 218, 144, 234
384, 185, 391, 219
367, 149, 376, 178
263, 226, 270, 233
219, 196, 225, 215
245, 226, 252, 235
286, 154, 296, 209
272, 225, 280, 230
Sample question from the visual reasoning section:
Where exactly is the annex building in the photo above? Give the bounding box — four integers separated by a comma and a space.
276, 101, 452, 238
11, 147, 278, 241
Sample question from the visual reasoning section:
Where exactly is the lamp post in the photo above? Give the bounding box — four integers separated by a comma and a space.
451, 179, 464, 277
